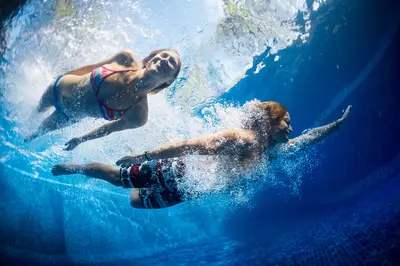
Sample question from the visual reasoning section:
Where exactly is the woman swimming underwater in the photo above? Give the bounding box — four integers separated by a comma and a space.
52, 102, 352, 209
26, 48, 181, 150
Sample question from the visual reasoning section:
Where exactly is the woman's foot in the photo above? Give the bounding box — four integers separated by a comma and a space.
24, 132, 38, 143
51, 163, 81, 176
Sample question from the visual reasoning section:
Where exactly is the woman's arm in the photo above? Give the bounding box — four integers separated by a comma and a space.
64, 119, 143, 151
64, 49, 136, 76
116, 130, 255, 167
64, 98, 148, 150
287, 105, 352, 150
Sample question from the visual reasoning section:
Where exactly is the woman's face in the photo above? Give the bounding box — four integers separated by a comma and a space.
274, 112, 293, 143
146, 50, 180, 85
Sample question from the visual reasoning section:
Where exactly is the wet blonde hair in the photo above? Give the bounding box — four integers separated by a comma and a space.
141, 48, 182, 94
243, 101, 288, 133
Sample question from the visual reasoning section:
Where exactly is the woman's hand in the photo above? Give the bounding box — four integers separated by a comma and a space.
337, 105, 352, 124
116, 155, 145, 168
64, 137, 83, 151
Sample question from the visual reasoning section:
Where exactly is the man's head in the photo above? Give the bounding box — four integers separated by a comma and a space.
243, 101, 292, 144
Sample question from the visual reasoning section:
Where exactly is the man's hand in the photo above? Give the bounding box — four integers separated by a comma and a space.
64, 137, 83, 151
337, 105, 352, 124
116, 155, 145, 168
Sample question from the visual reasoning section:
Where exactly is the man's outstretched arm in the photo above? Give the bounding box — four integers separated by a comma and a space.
287, 105, 352, 150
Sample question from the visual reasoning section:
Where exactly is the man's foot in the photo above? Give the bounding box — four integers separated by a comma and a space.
51, 163, 81, 176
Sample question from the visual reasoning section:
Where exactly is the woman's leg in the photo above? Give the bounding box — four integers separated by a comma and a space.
24, 110, 71, 142
36, 83, 55, 112
52, 162, 122, 186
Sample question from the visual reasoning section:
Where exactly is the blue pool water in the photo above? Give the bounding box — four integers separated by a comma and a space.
1, 0, 400, 265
